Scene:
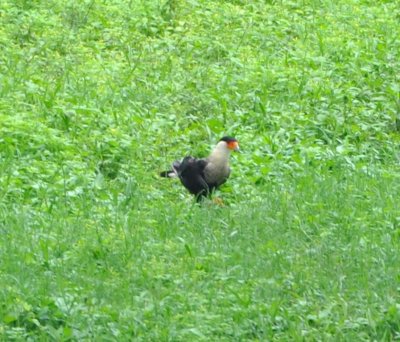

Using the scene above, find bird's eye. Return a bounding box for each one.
[228,141,239,150]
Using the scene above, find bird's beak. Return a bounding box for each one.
[228,141,240,151]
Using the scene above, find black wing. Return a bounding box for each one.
[174,157,210,198]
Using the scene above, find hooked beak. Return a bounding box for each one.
[228,141,240,152]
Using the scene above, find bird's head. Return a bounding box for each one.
[219,136,239,151]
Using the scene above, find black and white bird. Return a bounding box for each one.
[160,137,239,201]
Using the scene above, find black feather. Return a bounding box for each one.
[219,136,237,143]
[160,170,175,177]
[175,157,210,200]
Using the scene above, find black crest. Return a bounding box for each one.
[219,136,237,143]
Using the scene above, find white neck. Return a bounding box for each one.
[208,141,231,162]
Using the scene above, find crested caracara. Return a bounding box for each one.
[160,137,239,201]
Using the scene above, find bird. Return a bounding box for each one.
[160,136,239,201]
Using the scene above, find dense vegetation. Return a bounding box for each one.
[1,0,399,340]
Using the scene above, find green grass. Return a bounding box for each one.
[1,0,400,340]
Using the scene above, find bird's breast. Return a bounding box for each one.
[204,159,230,185]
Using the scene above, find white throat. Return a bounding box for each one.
[208,141,231,163]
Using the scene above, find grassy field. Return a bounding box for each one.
[1,0,400,340]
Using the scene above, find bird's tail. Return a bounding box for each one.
[160,161,180,178]
[160,170,177,178]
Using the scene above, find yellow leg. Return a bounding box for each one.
[212,197,225,206]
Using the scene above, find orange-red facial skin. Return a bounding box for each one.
[227,141,239,150]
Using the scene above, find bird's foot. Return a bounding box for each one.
[212,197,225,206]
